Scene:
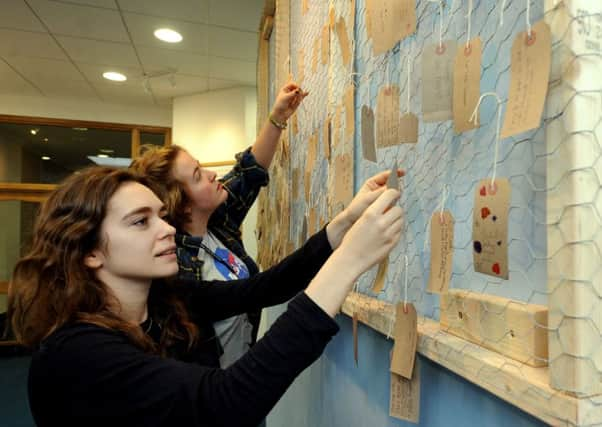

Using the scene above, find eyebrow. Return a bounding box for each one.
[122,204,167,221]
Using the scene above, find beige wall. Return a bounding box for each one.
[172,86,258,260]
[0,94,172,127]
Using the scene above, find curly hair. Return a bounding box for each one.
[129,144,191,231]
[8,166,197,354]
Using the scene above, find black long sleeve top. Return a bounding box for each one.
[28,228,339,427]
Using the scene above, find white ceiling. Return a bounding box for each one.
[0,0,263,106]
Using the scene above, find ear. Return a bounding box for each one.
[84,250,103,269]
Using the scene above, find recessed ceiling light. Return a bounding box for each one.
[30,129,38,135]
[41,156,50,160]
[103,71,127,82]
[43,138,49,142]
[73,127,88,131]
[100,148,115,154]
[97,154,110,158]
[154,28,183,43]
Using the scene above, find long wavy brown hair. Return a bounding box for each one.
[129,144,191,231]
[8,166,198,353]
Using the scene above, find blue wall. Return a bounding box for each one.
[0,356,34,427]
[266,305,546,427]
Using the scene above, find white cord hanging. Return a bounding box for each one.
[428,0,444,49]
[423,184,450,252]
[499,0,508,28]
[466,0,473,49]
[470,92,503,188]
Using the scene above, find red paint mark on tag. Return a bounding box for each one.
[492,263,501,275]
[481,207,491,219]
[479,186,487,196]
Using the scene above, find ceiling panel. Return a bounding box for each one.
[0,60,41,96]
[208,26,257,62]
[93,81,155,105]
[150,74,208,98]
[28,0,130,42]
[137,46,208,77]
[209,78,244,92]
[123,13,208,55]
[49,0,118,9]
[118,0,209,24]
[0,0,45,32]
[0,29,66,60]
[35,78,99,99]
[209,0,263,32]
[209,56,255,85]
[7,56,86,84]
[76,62,143,86]
[57,36,139,67]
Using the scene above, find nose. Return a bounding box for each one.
[159,217,176,238]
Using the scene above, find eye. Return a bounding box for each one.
[132,217,148,227]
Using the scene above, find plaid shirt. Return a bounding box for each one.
[175,147,269,343]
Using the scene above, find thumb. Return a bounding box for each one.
[367,189,400,215]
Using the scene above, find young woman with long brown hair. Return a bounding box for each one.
[8,166,402,427]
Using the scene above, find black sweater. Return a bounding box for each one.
[28,228,339,427]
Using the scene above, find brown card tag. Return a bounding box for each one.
[390,302,417,379]
[308,208,317,235]
[298,47,305,85]
[422,41,457,122]
[371,257,388,293]
[500,20,551,139]
[323,119,331,160]
[302,0,309,15]
[304,170,311,204]
[453,37,481,133]
[353,312,359,366]
[336,17,352,67]
[473,178,511,279]
[361,105,377,162]
[386,165,398,189]
[329,5,336,29]
[389,358,420,423]
[292,168,299,200]
[344,85,355,140]
[334,153,353,207]
[376,85,401,147]
[307,132,318,171]
[321,25,330,65]
[367,0,416,56]
[292,114,299,135]
[427,210,454,294]
[332,106,341,151]
[399,113,418,144]
[312,36,320,74]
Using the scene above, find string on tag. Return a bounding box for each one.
[428,0,444,49]
[404,45,413,113]
[526,0,532,37]
[466,0,473,49]
[470,92,503,188]
[499,0,508,28]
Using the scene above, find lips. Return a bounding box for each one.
[155,246,176,257]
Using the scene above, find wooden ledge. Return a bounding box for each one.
[0,183,56,202]
[342,292,596,427]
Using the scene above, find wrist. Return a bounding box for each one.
[269,111,287,129]
[325,211,352,250]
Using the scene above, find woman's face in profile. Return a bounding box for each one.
[84,181,179,283]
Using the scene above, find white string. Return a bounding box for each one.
[469,92,503,187]
[499,0,508,28]
[526,0,532,37]
[439,185,449,222]
[406,46,412,113]
[466,0,473,48]
[428,0,444,48]
[403,255,409,311]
